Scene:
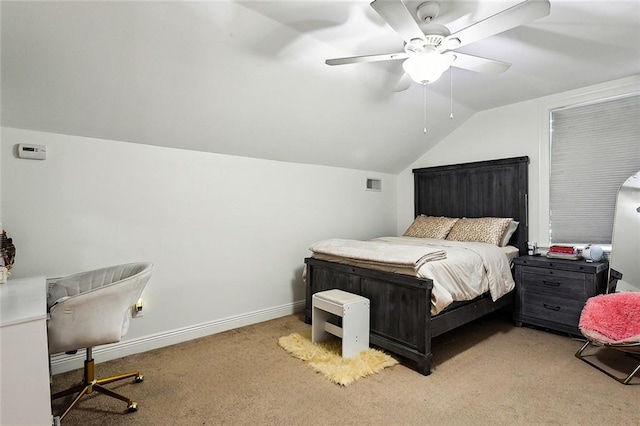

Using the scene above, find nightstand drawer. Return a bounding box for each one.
[519,292,584,327]
[519,267,586,299]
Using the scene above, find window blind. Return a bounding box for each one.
[549,93,640,244]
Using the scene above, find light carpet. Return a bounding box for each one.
[278,332,398,386]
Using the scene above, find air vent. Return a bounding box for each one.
[366,178,382,192]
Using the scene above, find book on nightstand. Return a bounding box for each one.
[546,245,582,260]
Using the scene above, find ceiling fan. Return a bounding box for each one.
[326,0,551,86]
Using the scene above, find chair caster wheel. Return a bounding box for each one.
[135,374,144,383]
[127,402,138,413]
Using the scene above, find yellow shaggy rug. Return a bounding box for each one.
[278,332,398,386]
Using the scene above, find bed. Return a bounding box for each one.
[303,156,529,375]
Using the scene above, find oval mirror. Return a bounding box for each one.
[610,170,640,292]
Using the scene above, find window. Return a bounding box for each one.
[549,93,640,244]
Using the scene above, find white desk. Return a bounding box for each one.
[0,276,52,425]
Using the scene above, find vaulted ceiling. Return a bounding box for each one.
[2,1,639,173]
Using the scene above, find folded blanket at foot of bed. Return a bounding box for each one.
[309,238,446,271]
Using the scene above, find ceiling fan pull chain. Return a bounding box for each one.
[423,83,428,134]
[450,67,454,120]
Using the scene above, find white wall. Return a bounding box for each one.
[5,76,637,373]
[397,75,640,247]
[1,127,397,371]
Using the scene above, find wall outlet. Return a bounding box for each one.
[132,298,144,318]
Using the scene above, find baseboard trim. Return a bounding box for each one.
[50,300,305,375]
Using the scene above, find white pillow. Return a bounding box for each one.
[500,220,519,247]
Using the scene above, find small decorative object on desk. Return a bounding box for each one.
[546,245,581,260]
[0,230,16,271]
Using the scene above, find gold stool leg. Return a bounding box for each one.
[97,370,143,386]
[94,384,138,412]
[51,348,143,419]
[58,385,91,421]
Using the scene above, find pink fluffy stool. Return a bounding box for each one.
[575,292,640,384]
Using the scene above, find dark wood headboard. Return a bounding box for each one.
[413,156,530,255]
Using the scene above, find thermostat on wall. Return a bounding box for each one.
[18,143,47,160]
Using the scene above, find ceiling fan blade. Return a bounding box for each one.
[326,52,408,66]
[444,0,550,49]
[370,0,425,44]
[451,52,511,75]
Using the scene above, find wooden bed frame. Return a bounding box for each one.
[304,156,529,375]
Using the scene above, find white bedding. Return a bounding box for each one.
[309,238,446,270]
[310,236,516,315]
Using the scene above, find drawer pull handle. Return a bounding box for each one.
[542,280,561,287]
[543,303,561,311]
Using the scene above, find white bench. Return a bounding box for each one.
[312,289,370,358]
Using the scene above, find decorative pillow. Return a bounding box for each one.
[403,215,459,239]
[446,217,513,246]
[499,220,520,247]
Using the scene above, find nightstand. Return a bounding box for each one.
[513,255,608,336]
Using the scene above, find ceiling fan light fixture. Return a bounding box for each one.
[402,52,454,84]
[441,37,461,49]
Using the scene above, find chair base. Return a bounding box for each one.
[575,341,640,385]
[52,348,143,421]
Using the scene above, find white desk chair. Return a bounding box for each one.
[47,262,153,421]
